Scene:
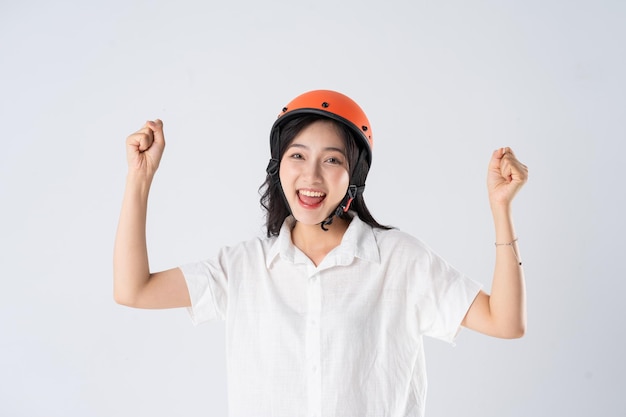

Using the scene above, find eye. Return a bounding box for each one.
[325,156,344,165]
[288,152,303,159]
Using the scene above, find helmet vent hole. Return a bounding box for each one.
[282,107,288,112]
[321,102,329,108]
[362,126,368,131]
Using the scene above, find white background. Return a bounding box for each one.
[1,0,624,416]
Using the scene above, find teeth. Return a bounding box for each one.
[299,190,325,197]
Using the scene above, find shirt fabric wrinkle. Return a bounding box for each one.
[179,213,482,417]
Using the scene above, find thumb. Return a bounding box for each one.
[147,119,165,147]
[488,147,505,172]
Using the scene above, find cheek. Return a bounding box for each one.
[278,162,293,185]
[333,170,350,191]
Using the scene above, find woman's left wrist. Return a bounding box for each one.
[490,201,513,219]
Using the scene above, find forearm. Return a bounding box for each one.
[489,203,526,337]
[113,173,153,305]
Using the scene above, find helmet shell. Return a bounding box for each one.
[270,90,373,167]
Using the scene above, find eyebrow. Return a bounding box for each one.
[287,143,346,156]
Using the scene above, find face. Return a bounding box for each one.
[279,120,350,226]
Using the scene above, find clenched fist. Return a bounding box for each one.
[487,147,528,208]
[125,119,166,179]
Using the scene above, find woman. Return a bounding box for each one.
[114,89,528,417]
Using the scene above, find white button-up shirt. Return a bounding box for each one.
[180,215,481,417]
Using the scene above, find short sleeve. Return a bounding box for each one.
[414,246,482,345]
[179,254,229,326]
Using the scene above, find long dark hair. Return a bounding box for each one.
[259,114,391,237]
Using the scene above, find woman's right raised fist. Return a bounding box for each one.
[125,119,166,178]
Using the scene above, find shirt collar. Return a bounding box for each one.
[266,213,381,268]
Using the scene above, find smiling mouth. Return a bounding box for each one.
[297,190,326,207]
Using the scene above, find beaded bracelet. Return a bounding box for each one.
[495,237,522,266]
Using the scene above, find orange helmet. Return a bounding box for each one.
[269,89,373,167]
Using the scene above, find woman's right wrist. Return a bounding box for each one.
[125,171,154,195]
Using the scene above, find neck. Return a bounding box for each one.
[291,216,350,266]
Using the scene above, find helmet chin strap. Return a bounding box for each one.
[266,157,292,215]
[320,184,365,231]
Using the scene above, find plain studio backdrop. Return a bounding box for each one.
[1,0,624,416]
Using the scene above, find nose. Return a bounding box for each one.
[302,159,323,183]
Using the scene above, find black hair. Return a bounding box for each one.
[259,114,391,237]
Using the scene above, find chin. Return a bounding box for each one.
[292,213,327,226]
[291,207,332,226]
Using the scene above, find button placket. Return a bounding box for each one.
[306,272,322,417]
